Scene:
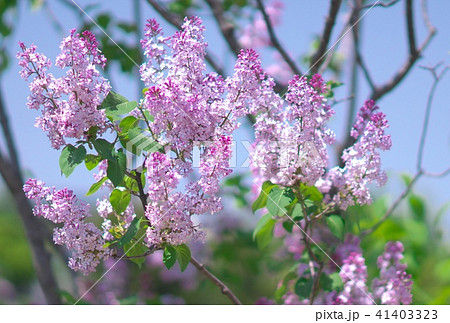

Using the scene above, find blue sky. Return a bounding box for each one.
[2,0,449,226]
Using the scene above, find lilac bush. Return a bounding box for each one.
[18,16,412,305]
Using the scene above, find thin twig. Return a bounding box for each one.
[310,0,342,75]
[205,0,241,56]
[255,0,302,76]
[360,0,400,10]
[309,261,324,304]
[361,171,422,237]
[190,256,242,305]
[417,66,448,171]
[370,0,436,101]
[362,65,448,236]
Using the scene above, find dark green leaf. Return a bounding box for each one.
[110,189,131,214]
[107,151,126,187]
[59,145,86,177]
[294,277,313,299]
[326,214,345,241]
[409,194,425,220]
[86,177,107,196]
[163,246,177,270]
[176,244,191,272]
[93,139,114,161]
[117,217,142,249]
[100,91,129,109]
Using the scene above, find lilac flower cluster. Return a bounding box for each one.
[252,74,335,187]
[335,239,412,305]
[23,179,110,275]
[317,100,392,209]
[139,17,271,246]
[336,252,374,304]
[17,29,110,149]
[372,242,413,304]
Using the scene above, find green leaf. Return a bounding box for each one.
[110,189,131,214]
[252,181,277,213]
[86,177,107,196]
[294,277,313,299]
[117,217,142,249]
[119,116,139,133]
[326,214,345,241]
[300,184,323,203]
[400,173,412,186]
[59,144,86,177]
[282,220,294,233]
[100,91,129,109]
[93,139,114,161]
[99,91,137,120]
[253,214,276,249]
[163,246,177,270]
[85,154,102,171]
[409,194,425,220]
[107,151,126,187]
[176,244,191,272]
[123,242,147,268]
[266,187,295,216]
[290,203,304,220]
[274,285,287,304]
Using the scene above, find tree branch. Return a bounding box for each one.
[370,0,436,101]
[189,256,242,305]
[205,0,241,57]
[255,0,302,76]
[362,64,448,237]
[0,86,61,304]
[310,0,342,75]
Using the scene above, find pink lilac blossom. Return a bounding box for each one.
[139,17,273,247]
[336,252,374,305]
[23,179,110,275]
[318,100,391,210]
[17,29,110,149]
[372,242,413,305]
[252,74,335,187]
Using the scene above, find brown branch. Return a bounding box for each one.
[0,87,61,304]
[417,66,448,171]
[190,256,242,305]
[146,0,224,74]
[423,167,450,178]
[360,0,400,10]
[309,260,324,304]
[370,0,436,101]
[310,0,342,75]
[362,64,448,237]
[337,0,436,163]
[361,171,422,237]
[205,0,241,57]
[255,0,302,76]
